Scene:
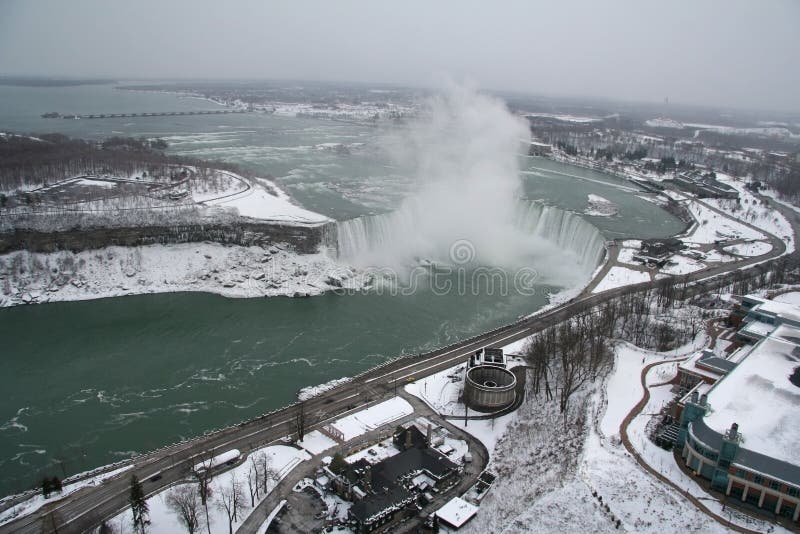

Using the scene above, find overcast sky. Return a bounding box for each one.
[1,0,798,111]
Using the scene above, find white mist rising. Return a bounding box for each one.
[337,84,598,285]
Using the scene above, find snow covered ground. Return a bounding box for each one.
[404,365,466,416]
[660,254,706,275]
[0,464,132,526]
[705,173,794,253]
[592,266,650,293]
[106,445,310,534]
[616,247,639,266]
[526,112,602,124]
[645,117,685,129]
[0,242,366,307]
[325,397,413,441]
[723,241,773,257]
[684,200,765,244]
[204,172,330,224]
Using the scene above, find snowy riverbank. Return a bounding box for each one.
[0,242,366,307]
[0,168,370,306]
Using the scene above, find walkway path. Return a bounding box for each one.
[618,358,761,534]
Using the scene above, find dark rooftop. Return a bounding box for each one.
[349,485,413,523]
[373,447,458,486]
[393,425,427,451]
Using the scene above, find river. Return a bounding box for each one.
[0,83,684,496]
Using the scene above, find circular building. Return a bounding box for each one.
[464,365,516,412]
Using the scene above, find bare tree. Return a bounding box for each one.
[246,456,260,507]
[166,485,205,534]
[216,474,247,534]
[256,452,279,495]
[193,463,214,534]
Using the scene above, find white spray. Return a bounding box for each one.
[336,84,601,284]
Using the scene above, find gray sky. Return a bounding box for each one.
[1,0,798,111]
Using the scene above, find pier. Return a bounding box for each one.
[42,109,250,119]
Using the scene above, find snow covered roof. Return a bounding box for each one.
[704,334,800,467]
[436,496,478,529]
[774,292,800,307]
[751,299,800,325]
[678,350,736,382]
[739,319,777,339]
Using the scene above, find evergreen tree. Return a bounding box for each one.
[41,477,53,499]
[130,474,150,534]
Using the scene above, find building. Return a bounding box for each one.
[671,172,739,199]
[675,349,740,395]
[435,496,478,530]
[464,365,517,412]
[734,295,800,344]
[676,295,800,523]
[329,424,462,533]
[637,237,685,263]
[469,347,507,368]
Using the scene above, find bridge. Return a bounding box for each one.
[0,193,796,534]
[43,109,250,119]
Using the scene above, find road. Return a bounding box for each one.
[2,192,797,534]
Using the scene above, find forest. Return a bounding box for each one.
[0,133,245,193]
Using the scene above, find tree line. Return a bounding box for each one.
[0,133,248,192]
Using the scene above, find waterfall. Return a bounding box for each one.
[333,200,606,276]
[512,201,606,271]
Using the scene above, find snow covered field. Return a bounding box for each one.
[660,254,706,275]
[204,172,330,224]
[723,241,773,257]
[684,200,765,244]
[404,365,466,416]
[592,266,650,293]
[106,445,310,534]
[705,173,794,253]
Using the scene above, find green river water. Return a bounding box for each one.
[0,83,684,495]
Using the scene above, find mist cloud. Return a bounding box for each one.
[336,84,595,285]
